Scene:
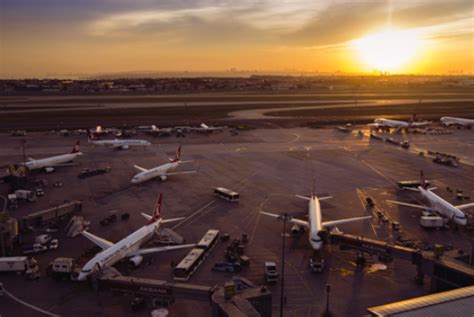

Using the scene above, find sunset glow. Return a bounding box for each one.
[1,0,473,77]
[352,29,422,72]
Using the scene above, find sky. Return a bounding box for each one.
[1,0,473,78]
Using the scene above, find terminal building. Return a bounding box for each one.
[368,285,474,317]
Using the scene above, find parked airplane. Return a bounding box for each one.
[370,117,431,133]
[89,125,112,136]
[440,116,474,128]
[78,193,194,281]
[387,172,473,226]
[131,145,196,184]
[20,141,82,172]
[144,125,174,137]
[88,133,151,150]
[190,122,227,133]
[260,194,372,251]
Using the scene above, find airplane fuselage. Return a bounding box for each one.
[308,196,323,250]
[132,161,180,184]
[440,116,474,127]
[91,139,150,148]
[78,221,158,280]
[374,118,430,129]
[374,118,409,128]
[23,152,82,170]
[419,187,467,225]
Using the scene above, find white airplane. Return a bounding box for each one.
[440,116,474,128]
[190,122,227,133]
[260,194,372,251]
[20,141,82,172]
[88,133,151,150]
[131,145,196,184]
[370,117,431,133]
[145,125,173,136]
[387,172,472,226]
[89,125,112,136]
[78,193,194,281]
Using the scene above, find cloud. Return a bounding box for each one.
[283,0,473,47]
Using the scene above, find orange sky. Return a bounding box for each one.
[1,0,473,78]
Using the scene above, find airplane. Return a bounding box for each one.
[189,122,227,133]
[144,125,174,137]
[88,133,151,150]
[89,125,113,136]
[370,117,431,133]
[387,171,473,226]
[78,193,195,281]
[260,194,372,251]
[440,116,474,128]
[131,145,197,184]
[20,141,82,172]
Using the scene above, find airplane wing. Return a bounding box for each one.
[128,243,196,257]
[319,196,333,201]
[134,165,148,172]
[295,195,310,201]
[295,195,332,201]
[81,230,114,250]
[28,157,35,161]
[259,211,309,228]
[386,200,429,210]
[455,202,474,210]
[322,215,372,228]
[164,171,197,176]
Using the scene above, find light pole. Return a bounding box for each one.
[325,284,331,316]
[278,213,292,317]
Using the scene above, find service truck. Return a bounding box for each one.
[309,254,325,273]
[23,243,48,255]
[419,216,446,229]
[14,190,37,202]
[264,261,279,283]
[47,257,81,281]
[0,257,40,279]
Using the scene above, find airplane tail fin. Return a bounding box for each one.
[71,141,81,153]
[149,193,163,223]
[420,170,428,189]
[170,145,181,162]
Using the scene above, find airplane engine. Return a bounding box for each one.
[122,144,129,150]
[160,175,168,181]
[291,224,303,235]
[129,255,144,267]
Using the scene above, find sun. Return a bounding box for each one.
[352,28,421,72]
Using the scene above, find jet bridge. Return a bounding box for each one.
[329,232,474,291]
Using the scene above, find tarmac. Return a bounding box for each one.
[1,125,473,316]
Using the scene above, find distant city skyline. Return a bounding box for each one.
[2,0,473,78]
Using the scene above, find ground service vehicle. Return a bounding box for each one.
[264,261,278,283]
[214,187,239,202]
[309,254,325,272]
[23,243,48,255]
[14,190,37,202]
[174,248,205,281]
[196,229,220,254]
[419,216,446,228]
[0,257,39,279]
[47,257,81,281]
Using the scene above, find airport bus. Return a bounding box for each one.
[214,187,239,202]
[173,248,206,281]
[196,229,220,254]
